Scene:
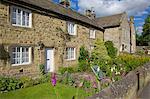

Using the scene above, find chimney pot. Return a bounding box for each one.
[60,0,70,8]
[85,9,96,19]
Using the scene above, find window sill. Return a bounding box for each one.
[69,34,76,36]
[12,63,31,67]
[12,24,32,28]
[66,59,76,61]
[90,37,96,39]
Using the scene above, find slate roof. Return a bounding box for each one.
[2,0,104,31]
[96,13,125,28]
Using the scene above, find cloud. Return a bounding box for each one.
[136,11,149,16]
[138,22,145,26]
[134,18,143,21]
[79,0,150,17]
[136,26,143,33]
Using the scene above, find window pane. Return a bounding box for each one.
[68,22,75,35]
[17,9,21,25]
[11,47,30,65]
[90,29,95,38]
[26,12,30,26]
[66,48,75,60]
[12,8,17,24]
[11,7,31,27]
[22,11,26,25]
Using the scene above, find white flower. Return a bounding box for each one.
[111,66,115,72]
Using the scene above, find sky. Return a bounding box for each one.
[78,0,150,34]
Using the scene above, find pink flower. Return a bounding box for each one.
[51,72,56,86]
[92,81,97,88]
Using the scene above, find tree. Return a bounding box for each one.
[91,39,111,73]
[142,15,150,45]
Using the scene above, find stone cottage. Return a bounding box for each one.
[96,13,136,53]
[0,0,136,77]
[0,0,104,77]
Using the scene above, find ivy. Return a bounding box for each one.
[104,41,118,58]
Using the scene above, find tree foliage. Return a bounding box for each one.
[91,39,110,64]
[78,46,90,72]
[142,15,150,45]
[78,46,89,62]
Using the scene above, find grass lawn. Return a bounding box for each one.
[0,83,91,99]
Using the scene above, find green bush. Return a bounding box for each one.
[0,74,52,92]
[91,39,110,65]
[78,46,89,62]
[59,67,77,74]
[83,80,91,88]
[39,73,51,83]
[19,76,34,88]
[104,41,118,58]
[90,39,111,73]
[78,60,90,72]
[118,54,150,73]
[39,64,45,75]
[78,46,90,72]
[0,77,23,92]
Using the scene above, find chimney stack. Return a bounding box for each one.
[60,0,70,8]
[129,16,136,53]
[85,8,96,19]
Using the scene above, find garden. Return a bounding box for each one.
[0,39,150,99]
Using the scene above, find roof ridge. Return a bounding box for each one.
[3,0,103,30]
[96,12,125,19]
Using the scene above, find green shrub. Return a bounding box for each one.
[39,73,51,83]
[78,46,90,72]
[0,77,23,92]
[83,80,91,88]
[104,41,118,58]
[0,74,52,92]
[58,72,75,86]
[78,46,89,62]
[90,39,111,74]
[20,76,33,88]
[118,54,150,73]
[59,67,77,74]
[91,39,110,65]
[78,60,90,72]
[39,64,45,75]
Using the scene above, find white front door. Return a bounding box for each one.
[45,48,54,72]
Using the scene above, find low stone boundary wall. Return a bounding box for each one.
[89,62,150,99]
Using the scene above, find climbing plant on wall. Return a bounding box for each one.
[104,41,118,59]
[55,27,71,65]
[0,44,9,60]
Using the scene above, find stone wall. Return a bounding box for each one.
[104,27,120,51]
[89,62,150,99]
[120,13,131,53]
[0,1,104,77]
[103,13,133,54]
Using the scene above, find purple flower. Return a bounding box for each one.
[51,72,56,86]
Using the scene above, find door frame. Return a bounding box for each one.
[45,48,55,73]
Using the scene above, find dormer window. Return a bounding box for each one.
[89,29,96,39]
[11,6,32,27]
[67,22,77,35]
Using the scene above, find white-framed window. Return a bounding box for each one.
[11,6,32,27]
[67,22,77,35]
[89,29,96,39]
[12,46,31,66]
[66,47,76,60]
